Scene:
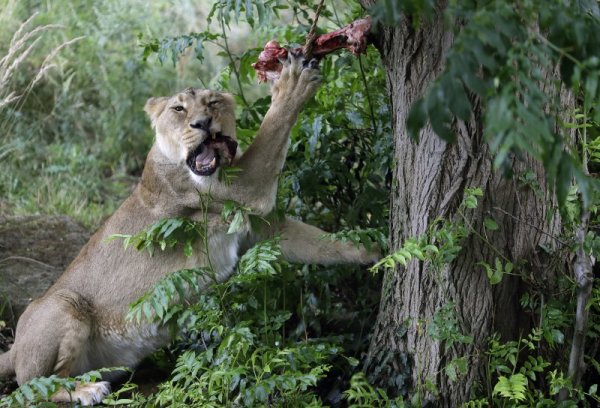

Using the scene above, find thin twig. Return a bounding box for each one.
[331,0,342,26]
[492,206,567,246]
[218,16,250,109]
[358,54,377,134]
[303,0,326,57]
[562,108,594,397]
[0,256,57,269]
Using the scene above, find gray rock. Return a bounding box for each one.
[0,215,90,327]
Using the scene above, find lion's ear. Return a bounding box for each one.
[144,97,168,127]
[221,92,236,109]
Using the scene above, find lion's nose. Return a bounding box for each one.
[190,117,212,132]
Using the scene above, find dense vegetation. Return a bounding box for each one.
[1,0,600,407]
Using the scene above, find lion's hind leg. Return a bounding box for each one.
[13,289,110,405]
[51,381,111,406]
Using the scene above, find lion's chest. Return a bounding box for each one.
[75,227,246,374]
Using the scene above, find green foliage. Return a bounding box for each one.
[445,357,468,384]
[154,341,335,407]
[115,237,340,407]
[221,199,252,235]
[127,267,210,325]
[109,217,206,257]
[370,236,437,271]
[236,238,284,281]
[140,31,220,66]
[323,227,387,253]
[492,373,528,402]
[0,368,126,407]
[520,292,572,348]
[462,399,489,408]
[427,303,473,353]
[371,187,481,273]
[479,257,513,286]
[469,327,600,407]
[285,48,391,229]
[368,0,436,27]
[405,0,600,210]
[344,372,405,407]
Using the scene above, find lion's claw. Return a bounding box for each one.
[304,58,320,70]
[271,49,321,109]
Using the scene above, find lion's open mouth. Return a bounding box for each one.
[186,133,238,176]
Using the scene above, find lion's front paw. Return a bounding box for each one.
[271,49,320,110]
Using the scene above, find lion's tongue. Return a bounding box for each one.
[195,146,217,169]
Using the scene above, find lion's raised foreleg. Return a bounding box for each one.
[220,52,320,215]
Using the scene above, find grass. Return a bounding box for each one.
[0,0,209,228]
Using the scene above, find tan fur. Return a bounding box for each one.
[0,54,379,405]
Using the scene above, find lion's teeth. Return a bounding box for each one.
[210,157,216,167]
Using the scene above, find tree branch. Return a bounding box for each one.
[562,110,595,399]
[566,211,593,388]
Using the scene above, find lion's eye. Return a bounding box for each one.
[172,105,185,112]
[208,100,220,107]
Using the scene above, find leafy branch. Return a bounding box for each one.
[127,267,211,325]
[108,217,206,257]
[0,368,127,407]
[322,227,387,253]
[405,1,600,210]
[370,188,482,274]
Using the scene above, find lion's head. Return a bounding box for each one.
[144,88,238,178]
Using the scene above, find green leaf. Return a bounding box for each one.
[550,329,565,344]
[346,356,360,367]
[392,253,407,266]
[227,211,245,234]
[479,261,503,285]
[464,196,478,209]
[446,78,472,121]
[407,98,427,141]
[483,217,499,230]
[183,241,193,257]
[445,357,468,383]
[492,373,527,401]
[429,107,455,142]
[20,384,34,401]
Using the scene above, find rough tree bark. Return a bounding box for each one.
[359,1,570,405]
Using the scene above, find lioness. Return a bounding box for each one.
[0,52,379,405]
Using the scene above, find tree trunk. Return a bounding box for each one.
[360,2,569,405]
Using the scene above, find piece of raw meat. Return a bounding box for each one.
[252,17,372,82]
